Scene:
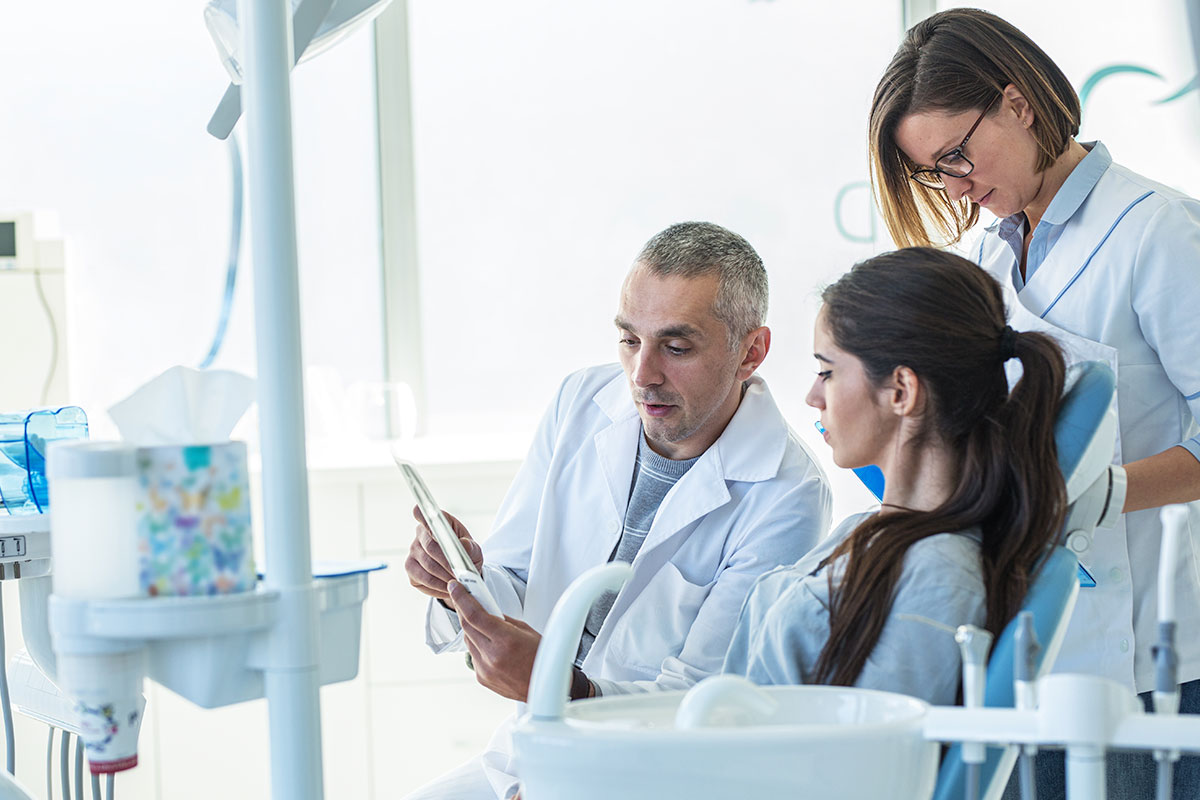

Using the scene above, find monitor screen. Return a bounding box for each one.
[0,222,15,259]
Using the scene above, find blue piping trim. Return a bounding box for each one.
[1187,388,1200,401]
[1041,191,1154,319]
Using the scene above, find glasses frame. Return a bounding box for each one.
[909,95,1001,190]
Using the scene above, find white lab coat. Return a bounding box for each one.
[426,362,831,692]
[422,363,831,799]
[975,145,1200,692]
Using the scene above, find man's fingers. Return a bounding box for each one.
[404,555,451,599]
[443,510,471,538]
[410,533,455,584]
[449,581,498,639]
[461,536,484,567]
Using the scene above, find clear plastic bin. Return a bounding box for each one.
[0,407,88,514]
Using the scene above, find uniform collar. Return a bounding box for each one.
[1040,141,1111,226]
[995,141,1112,237]
[592,369,787,483]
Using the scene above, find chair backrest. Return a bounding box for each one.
[932,361,1114,800]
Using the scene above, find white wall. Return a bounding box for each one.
[0,2,387,441]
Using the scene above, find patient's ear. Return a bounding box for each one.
[883,365,923,417]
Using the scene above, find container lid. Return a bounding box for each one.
[47,441,137,479]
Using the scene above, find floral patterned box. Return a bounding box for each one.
[135,442,255,596]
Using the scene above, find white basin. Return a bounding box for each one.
[516,566,938,800]
[514,678,938,800]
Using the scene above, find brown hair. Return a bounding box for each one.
[812,247,1067,687]
[869,8,1081,247]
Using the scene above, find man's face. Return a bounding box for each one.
[614,266,750,460]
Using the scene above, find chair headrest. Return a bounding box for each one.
[1053,361,1116,501]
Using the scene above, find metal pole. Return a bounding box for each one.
[241,0,324,797]
[374,0,427,436]
[1065,745,1106,800]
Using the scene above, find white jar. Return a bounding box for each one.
[47,441,139,599]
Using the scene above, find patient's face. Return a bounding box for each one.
[806,311,894,470]
[615,266,747,460]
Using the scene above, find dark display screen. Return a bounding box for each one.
[0,222,15,258]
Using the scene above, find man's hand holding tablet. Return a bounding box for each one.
[398,458,502,616]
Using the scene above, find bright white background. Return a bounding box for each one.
[1,0,1199,797]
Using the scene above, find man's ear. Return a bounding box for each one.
[736,326,771,381]
[883,365,923,417]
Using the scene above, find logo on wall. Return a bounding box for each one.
[1078,64,1198,110]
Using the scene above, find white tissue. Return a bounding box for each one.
[108,365,255,445]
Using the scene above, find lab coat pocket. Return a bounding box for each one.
[606,560,713,675]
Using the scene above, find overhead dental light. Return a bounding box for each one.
[204,0,394,139]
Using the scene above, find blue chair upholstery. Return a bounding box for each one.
[932,361,1115,800]
[931,547,1079,800]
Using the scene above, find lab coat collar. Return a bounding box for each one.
[708,375,788,482]
[632,375,787,556]
[591,369,787,484]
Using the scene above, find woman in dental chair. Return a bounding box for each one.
[723,247,1066,706]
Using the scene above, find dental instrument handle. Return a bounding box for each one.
[1013,610,1041,800]
[1154,506,1184,714]
[1151,505,1185,795]
[955,623,993,800]
[1158,505,1185,626]
[1013,611,1039,710]
[955,625,992,713]
[1012,614,1041,796]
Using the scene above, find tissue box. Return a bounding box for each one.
[135,442,255,596]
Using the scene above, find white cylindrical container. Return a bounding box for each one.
[48,441,140,599]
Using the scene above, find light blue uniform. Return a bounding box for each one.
[722,512,985,707]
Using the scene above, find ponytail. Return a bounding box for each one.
[977,328,1066,635]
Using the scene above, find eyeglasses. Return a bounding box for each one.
[908,96,1000,190]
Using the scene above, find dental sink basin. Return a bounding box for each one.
[515,676,938,800]
[514,565,938,800]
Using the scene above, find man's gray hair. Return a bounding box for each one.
[635,221,768,345]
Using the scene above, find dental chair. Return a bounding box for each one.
[932,361,1126,800]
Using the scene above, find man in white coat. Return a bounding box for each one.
[403,221,831,800]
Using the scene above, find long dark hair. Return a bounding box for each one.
[812,248,1067,687]
[868,8,1081,247]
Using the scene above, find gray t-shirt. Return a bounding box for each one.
[576,433,699,666]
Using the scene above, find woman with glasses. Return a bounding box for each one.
[869,8,1200,798]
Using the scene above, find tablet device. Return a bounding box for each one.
[394,457,503,616]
